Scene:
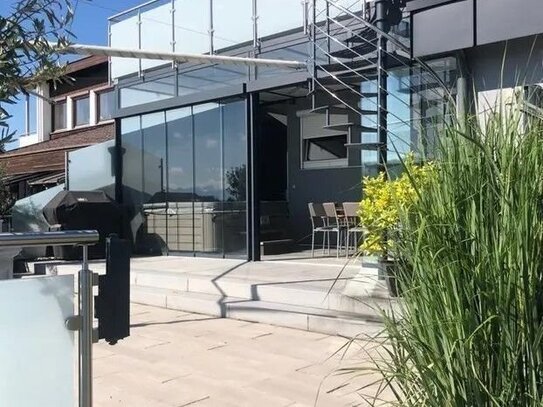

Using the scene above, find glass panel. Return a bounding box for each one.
[174,0,210,54]
[68,140,116,198]
[98,90,115,121]
[177,65,247,96]
[304,135,348,161]
[166,107,194,253]
[258,0,303,38]
[0,275,75,407]
[256,43,310,79]
[121,116,143,207]
[110,12,140,79]
[140,1,174,70]
[360,79,379,175]
[53,101,67,131]
[74,96,90,126]
[222,99,247,256]
[387,67,412,176]
[214,0,253,51]
[120,74,176,109]
[193,103,221,254]
[142,112,167,254]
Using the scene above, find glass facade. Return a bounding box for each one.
[121,98,247,257]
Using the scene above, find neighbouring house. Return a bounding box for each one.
[0,56,115,201]
[49,0,543,261]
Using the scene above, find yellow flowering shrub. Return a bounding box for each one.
[359,156,436,256]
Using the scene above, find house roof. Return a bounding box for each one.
[0,123,114,176]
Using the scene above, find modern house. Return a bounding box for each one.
[0,56,115,200]
[52,0,543,261]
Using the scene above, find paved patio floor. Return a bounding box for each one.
[94,304,392,407]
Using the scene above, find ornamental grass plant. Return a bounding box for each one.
[355,97,543,406]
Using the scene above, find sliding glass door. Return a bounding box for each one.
[120,97,247,258]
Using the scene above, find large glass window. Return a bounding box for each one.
[222,99,247,255]
[120,98,247,258]
[193,103,222,254]
[166,107,194,253]
[74,96,90,127]
[141,112,167,254]
[53,101,67,131]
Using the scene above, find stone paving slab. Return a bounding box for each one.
[94,304,392,406]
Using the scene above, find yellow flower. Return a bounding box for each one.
[359,154,436,256]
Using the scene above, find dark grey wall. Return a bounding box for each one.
[412,0,474,57]
[465,36,543,92]
[412,0,543,58]
[284,98,362,243]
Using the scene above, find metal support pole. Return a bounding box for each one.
[79,245,93,407]
[249,93,261,261]
[375,0,389,175]
[209,0,214,54]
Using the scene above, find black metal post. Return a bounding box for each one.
[375,0,389,174]
[247,93,261,261]
[245,96,253,261]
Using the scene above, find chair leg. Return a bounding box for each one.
[311,231,315,258]
[336,230,340,258]
[345,231,350,258]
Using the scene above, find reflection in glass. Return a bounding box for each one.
[222,99,247,255]
[120,74,176,108]
[53,101,67,131]
[121,116,143,206]
[193,103,221,254]
[166,107,194,253]
[121,98,247,258]
[141,112,167,254]
[74,96,90,126]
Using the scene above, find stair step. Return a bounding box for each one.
[323,122,377,132]
[318,58,377,74]
[345,27,377,44]
[310,105,352,115]
[329,42,378,59]
[131,286,385,337]
[315,73,378,86]
[131,265,392,314]
[311,105,377,116]
[345,142,384,150]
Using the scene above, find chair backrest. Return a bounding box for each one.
[322,202,338,219]
[308,202,326,218]
[308,203,326,228]
[342,202,359,218]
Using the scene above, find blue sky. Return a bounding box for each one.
[1,0,146,141]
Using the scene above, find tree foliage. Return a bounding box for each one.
[0,0,74,145]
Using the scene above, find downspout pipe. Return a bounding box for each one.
[374,0,390,174]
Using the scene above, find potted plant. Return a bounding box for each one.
[358,156,435,296]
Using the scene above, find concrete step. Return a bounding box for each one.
[130,267,393,316]
[131,286,384,338]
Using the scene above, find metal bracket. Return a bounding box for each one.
[65,315,82,331]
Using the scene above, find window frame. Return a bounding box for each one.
[73,94,91,127]
[52,99,67,131]
[298,110,349,170]
[97,88,115,123]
